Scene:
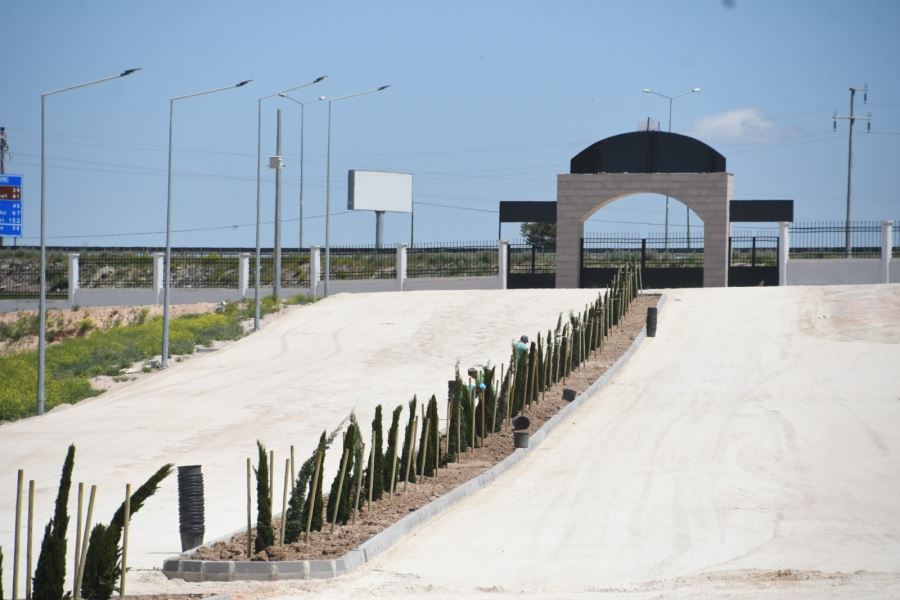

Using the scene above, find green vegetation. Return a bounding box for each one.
[81,464,172,600]
[326,415,362,526]
[254,441,274,552]
[32,445,74,600]
[364,406,385,502]
[382,405,402,491]
[300,432,327,534]
[0,295,317,422]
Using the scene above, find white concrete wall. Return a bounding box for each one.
[787,259,882,286]
[892,260,900,283]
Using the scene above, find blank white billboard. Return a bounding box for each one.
[347,170,413,213]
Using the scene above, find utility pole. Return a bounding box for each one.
[1,126,7,248]
[833,84,872,257]
[272,109,284,300]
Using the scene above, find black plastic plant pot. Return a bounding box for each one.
[647,306,658,337]
[177,465,205,551]
[562,388,576,402]
[513,431,530,449]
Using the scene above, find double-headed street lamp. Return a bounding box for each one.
[162,80,253,369]
[37,68,141,414]
[642,87,701,250]
[278,93,326,250]
[324,85,391,297]
[253,76,327,331]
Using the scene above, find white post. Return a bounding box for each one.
[67,252,79,307]
[778,222,790,286]
[152,252,165,303]
[396,244,407,291]
[238,253,250,297]
[882,220,893,284]
[498,240,509,290]
[309,246,321,297]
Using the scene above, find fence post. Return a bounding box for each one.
[778,222,790,286]
[751,236,757,268]
[396,243,407,291]
[152,252,165,303]
[67,252,79,307]
[640,239,647,270]
[498,240,508,290]
[309,246,321,297]
[882,220,894,284]
[238,253,250,297]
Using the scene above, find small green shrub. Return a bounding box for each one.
[32,445,75,600]
[254,441,274,552]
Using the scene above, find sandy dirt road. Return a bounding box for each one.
[210,284,899,599]
[0,288,602,590]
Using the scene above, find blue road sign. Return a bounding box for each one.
[0,173,23,237]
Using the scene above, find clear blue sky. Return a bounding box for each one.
[2,0,898,247]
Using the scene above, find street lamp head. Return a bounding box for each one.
[318,95,326,101]
[377,85,391,91]
[642,88,652,94]
[314,75,328,83]
[236,80,253,88]
[120,68,142,77]
[691,87,702,93]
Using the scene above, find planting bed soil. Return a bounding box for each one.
[190,293,660,562]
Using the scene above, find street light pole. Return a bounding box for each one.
[642,87,701,252]
[278,93,326,251]
[37,68,141,414]
[324,85,391,297]
[162,79,252,369]
[253,76,327,331]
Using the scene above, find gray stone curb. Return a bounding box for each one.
[162,294,664,581]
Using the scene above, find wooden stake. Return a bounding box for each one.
[290,445,295,492]
[493,364,503,434]
[304,449,323,543]
[403,416,418,492]
[469,392,476,450]
[479,387,486,447]
[25,480,34,600]
[455,396,461,459]
[280,459,289,545]
[13,469,22,600]
[419,417,431,478]
[245,458,252,558]
[434,407,441,475]
[389,432,399,498]
[74,485,97,600]
[119,483,131,598]
[366,430,375,509]
[74,482,83,596]
[330,448,350,534]
[351,442,365,524]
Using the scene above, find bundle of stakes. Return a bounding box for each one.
[243,265,641,554]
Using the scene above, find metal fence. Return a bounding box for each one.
[789,221,882,259]
[508,241,555,274]
[407,241,498,278]
[170,252,240,288]
[582,234,704,268]
[0,249,68,299]
[327,245,396,280]
[80,252,154,288]
[248,252,311,287]
[729,235,779,266]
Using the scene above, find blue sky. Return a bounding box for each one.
[1,0,898,247]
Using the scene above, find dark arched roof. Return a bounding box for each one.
[570,131,726,174]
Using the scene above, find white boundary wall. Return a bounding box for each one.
[783,220,896,286]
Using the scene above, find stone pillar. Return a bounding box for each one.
[152,252,165,303]
[309,246,321,297]
[396,244,407,291]
[238,253,250,297]
[67,253,79,306]
[498,240,509,290]
[882,220,894,284]
[778,222,790,286]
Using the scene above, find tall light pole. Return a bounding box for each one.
[324,85,391,297]
[833,85,871,257]
[37,68,141,414]
[642,87,701,251]
[278,93,326,250]
[254,76,327,331]
[162,79,252,369]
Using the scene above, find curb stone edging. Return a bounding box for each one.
[163,294,665,582]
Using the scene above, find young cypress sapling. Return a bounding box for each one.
[326,417,361,526]
[32,444,74,600]
[416,396,440,476]
[399,397,418,482]
[300,432,328,533]
[364,406,385,501]
[80,464,173,600]
[382,405,402,491]
[254,441,274,552]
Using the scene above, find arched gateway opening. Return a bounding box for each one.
[558,131,730,288]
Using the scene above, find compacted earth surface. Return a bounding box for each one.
[191,294,659,562]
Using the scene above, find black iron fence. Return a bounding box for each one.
[327,245,396,280]
[407,241,497,278]
[248,252,310,287]
[729,235,778,266]
[789,221,882,259]
[0,249,68,299]
[80,252,154,288]
[582,234,704,268]
[508,241,555,274]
